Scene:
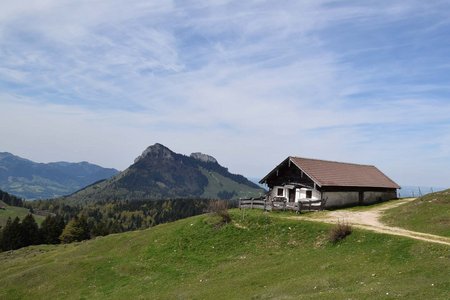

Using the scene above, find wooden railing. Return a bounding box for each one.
[239,199,268,210]
[239,197,327,213]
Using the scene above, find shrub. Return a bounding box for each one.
[208,200,231,225]
[328,221,352,243]
[60,216,90,244]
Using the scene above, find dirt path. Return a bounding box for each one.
[288,198,450,246]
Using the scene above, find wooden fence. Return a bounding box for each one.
[239,198,327,213]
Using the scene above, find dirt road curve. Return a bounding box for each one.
[290,198,450,246]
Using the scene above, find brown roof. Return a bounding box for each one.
[290,157,400,189]
[263,156,400,189]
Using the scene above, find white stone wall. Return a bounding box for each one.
[271,186,320,202]
[322,191,359,208]
[322,190,397,208]
[362,190,397,205]
[296,188,320,201]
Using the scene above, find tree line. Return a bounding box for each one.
[1,198,236,252]
[0,189,24,207]
[0,214,64,251]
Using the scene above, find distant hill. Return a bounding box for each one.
[61,143,265,204]
[0,152,119,200]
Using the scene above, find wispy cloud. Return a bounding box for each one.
[1,1,450,186]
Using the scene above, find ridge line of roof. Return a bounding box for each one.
[290,156,375,167]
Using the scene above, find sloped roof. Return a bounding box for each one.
[261,156,400,189]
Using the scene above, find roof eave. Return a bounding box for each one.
[259,157,290,184]
[260,157,323,188]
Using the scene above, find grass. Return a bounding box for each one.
[0,201,45,227]
[382,190,450,237]
[200,168,264,199]
[0,209,449,299]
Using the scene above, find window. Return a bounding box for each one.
[277,188,284,196]
[306,190,312,199]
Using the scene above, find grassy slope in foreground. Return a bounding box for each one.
[1,210,449,300]
[0,201,45,227]
[382,190,450,237]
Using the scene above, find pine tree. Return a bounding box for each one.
[0,217,24,250]
[40,215,65,244]
[21,214,40,246]
[0,217,13,251]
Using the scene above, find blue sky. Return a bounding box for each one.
[1,0,449,187]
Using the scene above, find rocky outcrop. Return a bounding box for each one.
[134,143,175,163]
[190,152,218,164]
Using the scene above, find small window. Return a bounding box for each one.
[277,188,284,196]
[306,190,312,199]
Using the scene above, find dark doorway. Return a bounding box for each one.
[358,191,364,204]
[288,189,296,202]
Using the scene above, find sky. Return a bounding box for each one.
[1,0,450,187]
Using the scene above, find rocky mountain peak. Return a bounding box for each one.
[134,143,174,163]
[190,152,218,164]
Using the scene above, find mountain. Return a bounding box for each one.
[62,143,265,204]
[0,152,119,200]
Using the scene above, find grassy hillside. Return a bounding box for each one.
[0,201,45,227]
[382,189,450,237]
[1,210,449,299]
[200,168,265,199]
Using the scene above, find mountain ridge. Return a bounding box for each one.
[61,143,264,204]
[0,152,119,200]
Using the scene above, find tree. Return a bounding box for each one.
[40,215,65,244]
[59,216,90,244]
[0,217,23,251]
[21,214,40,246]
[0,217,13,251]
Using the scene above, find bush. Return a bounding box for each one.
[208,200,231,225]
[328,221,352,243]
[60,216,90,244]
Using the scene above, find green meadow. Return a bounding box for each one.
[0,201,45,227]
[1,209,448,299]
[382,190,450,237]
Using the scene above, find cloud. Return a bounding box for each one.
[1,1,450,186]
